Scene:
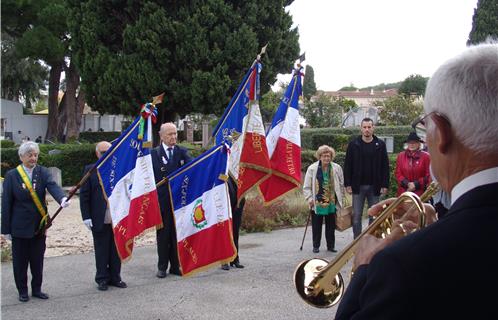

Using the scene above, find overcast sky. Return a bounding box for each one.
[276,0,478,91]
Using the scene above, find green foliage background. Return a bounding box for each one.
[467,0,498,45]
[70,0,300,124]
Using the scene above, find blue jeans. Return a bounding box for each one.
[352,185,380,238]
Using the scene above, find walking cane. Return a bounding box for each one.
[299,209,313,251]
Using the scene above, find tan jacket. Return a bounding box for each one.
[303,161,345,212]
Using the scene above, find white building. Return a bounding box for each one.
[318,89,398,127]
[0,99,125,144]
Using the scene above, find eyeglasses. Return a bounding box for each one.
[411,111,450,138]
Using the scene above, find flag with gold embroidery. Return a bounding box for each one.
[168,143,236,276]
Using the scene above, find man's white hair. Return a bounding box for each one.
[424,42,498,155]
[18,141,40,157]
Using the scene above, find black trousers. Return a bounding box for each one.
[11,234,46,295]
[231,207,243,264]
[92,224,121,284]
[156,209,179,272]
[311,212,336,250]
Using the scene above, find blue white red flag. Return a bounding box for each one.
[259,66,304,203]
[168,144,236,276]
[212,59,271,200]
[96,104,162,261]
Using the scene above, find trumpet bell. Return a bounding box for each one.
[294,258,344,308]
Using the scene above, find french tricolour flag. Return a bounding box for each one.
[212,60,271,200]
[259,66,303,203]
[97,106,162,261]
[168,144,236,276]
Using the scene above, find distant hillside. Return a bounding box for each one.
[360,81,402,91]
[338,81,402,92]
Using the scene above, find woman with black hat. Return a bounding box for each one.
[394,131,431,196]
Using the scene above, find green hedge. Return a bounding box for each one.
[301,125,413,150]
[1,144,97,186]
[1,141,400,196]
[0,142,207,186]
[310,134,351,152]
[0,140,16,148]
[301,151,398,198]
[308,132,410,154]
[79,132,122,143]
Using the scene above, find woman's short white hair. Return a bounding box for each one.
[424,42,498,155]
[18,141,40,157]
[315,145,336,160]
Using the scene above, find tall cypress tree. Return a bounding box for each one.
[467,0,498,45]
[302,65,317,100]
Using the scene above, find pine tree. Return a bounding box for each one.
[467,0,498,45]
[70,0,300,130]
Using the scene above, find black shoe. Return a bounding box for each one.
[19,293,29,302]
[312,248,319,253]
[169,269,182,276]
[156,270,167,278]
[328,248,338,253]
[230,262,245,269]
[97,282,108,291]
[32,291,49,299]
[110,280,127,288]
[221,264,230,270]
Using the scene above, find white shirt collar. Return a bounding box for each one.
[22,164,35,173]
[451,166,498,205]
[161,142,174,151]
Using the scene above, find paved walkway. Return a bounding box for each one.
[1,225,358,320]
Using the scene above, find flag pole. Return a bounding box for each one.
[209,44,269,147]
[39,93,165,234]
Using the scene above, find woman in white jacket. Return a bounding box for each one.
[303,145,345,253]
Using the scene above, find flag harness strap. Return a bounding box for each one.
[16,165,48,230]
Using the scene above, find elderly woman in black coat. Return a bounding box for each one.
[1,141,70,302]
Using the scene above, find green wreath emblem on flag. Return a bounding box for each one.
[191,199,208,229]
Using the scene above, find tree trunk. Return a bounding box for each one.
[75,89,86,133]
[56,93,67,142]
[64,61,81,141]
[45,62,64,141]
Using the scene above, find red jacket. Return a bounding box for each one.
[395,150,431,196]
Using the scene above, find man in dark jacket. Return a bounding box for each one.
[1,141,69,302]
[335,43,498,320]
[151,122,191,278]
[344,118,389,238]
[221,176,246,270]
[80,141,127,291]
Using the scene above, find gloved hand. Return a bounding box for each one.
[60,197,71,208]
[3,234,12,241]
[83,219,93,231]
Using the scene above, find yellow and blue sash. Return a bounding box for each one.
[16,165,48,230]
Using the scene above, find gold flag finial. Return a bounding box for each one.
[152,92,165,105]
[257,43,269,60]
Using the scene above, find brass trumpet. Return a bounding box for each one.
[294,182,440,308]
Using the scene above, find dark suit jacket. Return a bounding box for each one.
[1,165,66,238]
[227,176,245,214]
[343,135,389,195]
[150,144,191,213]
[335,182,498,320]
[79,164,108,232]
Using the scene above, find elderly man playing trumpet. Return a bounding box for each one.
[335,43,498,319]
